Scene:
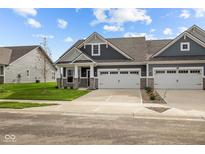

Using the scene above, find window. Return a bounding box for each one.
[81,68,89,77]
[63,67,66,77]
[110,71,118,74]
[26,70,30,77]
[178,70,188,74]
[52,72,55,79]
[100,72,108,75]
[167,70,176,74]
[190,70,201,74]
[92,44,100,56]
[180,42,190,51]
[67,69,74,83]
[0,66,4,75]
[155,70,165,74]
[120,71,128,74]
[130,71,139,74]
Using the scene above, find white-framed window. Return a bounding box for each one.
[0,66,4,76]
[26,70,30,77]
[180,42,190,51]
[52,71,55,79]
[91,44,100,56]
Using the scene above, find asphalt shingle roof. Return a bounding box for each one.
[0,47,12,65]
[5,45,39,63]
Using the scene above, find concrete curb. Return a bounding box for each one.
[0,108,205,122]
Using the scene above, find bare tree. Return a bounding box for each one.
[39,37,52,83]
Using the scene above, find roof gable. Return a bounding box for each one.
[152,31,205,58]
[56,47,81,63]
[71,53,95,64]
[5,45,39,63]
[77,32,134,60]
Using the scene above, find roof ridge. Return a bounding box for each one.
[3,45,39,48]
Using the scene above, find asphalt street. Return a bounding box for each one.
[0,112,205,144]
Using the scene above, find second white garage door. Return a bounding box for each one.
[98,69,141,89]
[154,67,203,89]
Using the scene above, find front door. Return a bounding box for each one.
[87,70,90,87]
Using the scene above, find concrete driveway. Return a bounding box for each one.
[158,90,205,112]
[24,89,143,115]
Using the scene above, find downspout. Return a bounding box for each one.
[146,63,149,87]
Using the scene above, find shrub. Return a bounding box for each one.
[150,94,156,100]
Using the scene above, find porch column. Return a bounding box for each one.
[89,64,95,89]
[74,65,79,89]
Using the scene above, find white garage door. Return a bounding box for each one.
[154,67,203,89]
[98,69,141,89]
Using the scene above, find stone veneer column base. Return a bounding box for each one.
[73,78,79,89]
[140,78,146,89]
[147,78,154,89]
[89,78,96,90]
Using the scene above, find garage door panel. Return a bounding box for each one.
[98,69,140,89]
[154,68,203,90]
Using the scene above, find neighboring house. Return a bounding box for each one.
[0,45,56,84]
[56,25,205,90]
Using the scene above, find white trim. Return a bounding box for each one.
[71,52,95,64]
[91,44,101,56]
[152,32,205,58]
[84,42,106,45]
[180,42,190,51]
[78,32,108,48]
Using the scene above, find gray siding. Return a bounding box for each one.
[158,37,205,57]
[80,44,129,60]
[149,63,205,76]
[95,65,147,77]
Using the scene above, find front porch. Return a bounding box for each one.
[57,64,97,90]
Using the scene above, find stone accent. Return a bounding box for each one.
[203,78,205,90]
[57,78,62,88]
[73,78,79,89]
[147,78,154,89]
[89,78,95,90]
[79,78,88,87]
[95,78,98,89]
[140,78,146,89]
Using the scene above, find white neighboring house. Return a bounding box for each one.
[0,45,56,84]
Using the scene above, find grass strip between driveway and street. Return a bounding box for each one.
[0,82,90,101]
[0,102,57,109]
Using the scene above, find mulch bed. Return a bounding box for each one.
[141,90,167,104]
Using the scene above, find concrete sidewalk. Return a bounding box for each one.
[1,99,205,120]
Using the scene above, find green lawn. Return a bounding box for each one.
[0,102,56,109]
[0,82,90,101]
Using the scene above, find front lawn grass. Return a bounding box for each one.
[0,102,56,109]
[0,82,90,101]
